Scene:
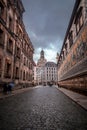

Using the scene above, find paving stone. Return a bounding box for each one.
[0,86,87,130]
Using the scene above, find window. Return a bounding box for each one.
[0,2,4,18]
[76,21,79,33]
[0,5,1,14]
[79,12,83,28]
[62,51,64,60]
[0,29,4,47]
[68,31,73,48]
[0,58,2,68]
[19,30,22,39]
[20,70,22,80]
[6,63,11,77]
[4,61,11,78]
[23,71,25,80]
[7,39,13,54]
[0,57,2,77]
[16,46,20,58]
[15,67,19,79]
[9,16,13,31]
[26,72,28,80]
[75,7,83,35]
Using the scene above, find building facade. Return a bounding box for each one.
[35,66,45,85]
[57,0,87,93]
[0,0,34,89]
[34,49,47,85]
[32,61,36,85]
[45,62,57,85]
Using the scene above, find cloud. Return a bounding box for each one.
[22,0,75,63]
[33,38,62,63]
[34,47,58,64]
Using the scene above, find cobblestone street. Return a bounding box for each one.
[0,86,87,130]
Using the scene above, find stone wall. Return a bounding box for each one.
[58,21,87,93]
[58,74,87,95]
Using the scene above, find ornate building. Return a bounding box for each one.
[44,62,57,85]
[37,49,47,67]
[34,49,47,85]
[0,0,34,89]
[57,0,87,94]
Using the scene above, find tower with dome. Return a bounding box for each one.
[37,49,47,67]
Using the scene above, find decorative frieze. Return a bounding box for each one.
[58,0,87,92]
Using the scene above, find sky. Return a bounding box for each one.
[22,0,75,63]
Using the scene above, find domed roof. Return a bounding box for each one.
[41,49,44,53]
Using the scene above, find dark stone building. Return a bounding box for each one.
[57,0,87,94]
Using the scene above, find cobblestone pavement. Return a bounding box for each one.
[0,86,87,130]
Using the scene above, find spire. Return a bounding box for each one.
[40,49,44,59]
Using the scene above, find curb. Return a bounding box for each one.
[0,86,42,100]
[55,86,87,111]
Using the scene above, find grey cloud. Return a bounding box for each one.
[23,0,75,37]
[22,0,75,61]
